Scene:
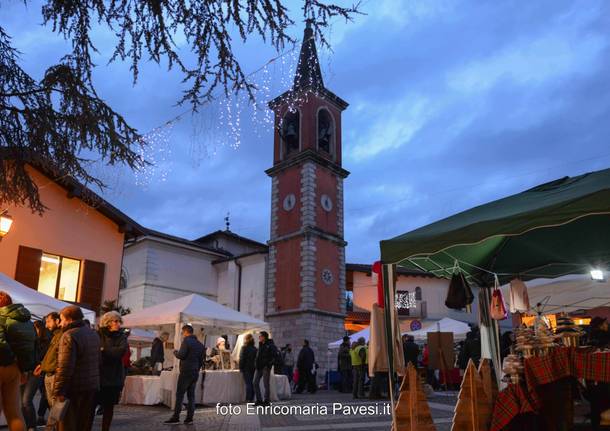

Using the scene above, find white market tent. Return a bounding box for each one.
[0,272,95,322]
[405,317,471,341]
[501,274,610,315]
[328,326,370,348]
[122,293,269,335]
[122,293,269,371]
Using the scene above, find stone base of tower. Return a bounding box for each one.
[267,310,345,386]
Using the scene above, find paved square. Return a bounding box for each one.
[104,390,457,431]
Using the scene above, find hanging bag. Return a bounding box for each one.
[490,275,508,320]
[445,262,475,312]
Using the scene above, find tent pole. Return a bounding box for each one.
[382,263,397,425]
[173,315,182,374]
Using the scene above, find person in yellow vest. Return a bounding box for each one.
[352,337,367,399]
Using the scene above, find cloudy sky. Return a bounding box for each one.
[5,0,610,264]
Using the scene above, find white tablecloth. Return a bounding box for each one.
[120,375,162,405]
[159,370,291,407]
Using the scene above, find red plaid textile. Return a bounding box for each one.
[491,383,537,431]
[523,347,572,400]
[574,349,610,382]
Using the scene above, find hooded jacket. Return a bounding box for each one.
[0,303,36,371]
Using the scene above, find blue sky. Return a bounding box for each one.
[5,0,610,263]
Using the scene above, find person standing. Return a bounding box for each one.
[35,312,61,412]
[337,336,352,393]
[150,332,168,375]
[33,321,51,426]
[239,334,257,402]
[351,337,366,399]
[164,325,204,425]
[0,291,36,431]
[253,331,276,406]
[52,305,100,431]
[21,320,48,430]
[296,339,316,394]
[402,335,419,368]
[282,344,295,387]
[98,311,128,431]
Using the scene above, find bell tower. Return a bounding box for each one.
[266,22,349,377]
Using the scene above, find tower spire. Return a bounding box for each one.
[293,20,324,91]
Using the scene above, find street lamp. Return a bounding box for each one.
[0,212,13,240]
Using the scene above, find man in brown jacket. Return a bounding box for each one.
[34,312,62,408]
[52,306,100,431]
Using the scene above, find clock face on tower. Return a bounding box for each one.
[320,194,333,212]
[321,268,334,285]
[283,193,296,211]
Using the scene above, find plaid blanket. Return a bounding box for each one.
[573,348,610,382]
[491,383,537,431]
[523,347,573,402]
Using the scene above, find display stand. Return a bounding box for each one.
[477,359,498,409]
[393,363,436,431]
[451,360,491,431]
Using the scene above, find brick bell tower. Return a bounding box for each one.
[265,22,349,378]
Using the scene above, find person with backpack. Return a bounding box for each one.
[0,290,36,431]
[253,331,276,406]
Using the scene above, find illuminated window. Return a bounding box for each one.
[37,253,81,302]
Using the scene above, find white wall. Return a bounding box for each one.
[119,237,219,311]
[214,254,267,322]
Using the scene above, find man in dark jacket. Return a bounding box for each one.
[337,336,352,393]
[296,339,316,394]
[165,325,204,425]
[253,331,276,406]
[402,335,419,368]
[150,332,168,374]
[53,305,100,431]
[0,291,36,431]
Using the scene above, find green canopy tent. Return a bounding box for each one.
[378,167,610,401]
[381,168,610,285]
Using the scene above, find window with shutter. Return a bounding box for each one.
[14,246,42,289]
[79,260,105,314]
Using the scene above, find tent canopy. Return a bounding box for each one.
[328,326,370,348]
[380,168,610,285]
[122,293,269,335]
[501,274,610,315]
[405,317,471,341]
[0,272,95,322]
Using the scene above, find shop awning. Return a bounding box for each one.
[380,168,610,285]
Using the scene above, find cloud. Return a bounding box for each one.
[5,0,610,266]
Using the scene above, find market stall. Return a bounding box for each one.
[0,271,95,321]
[379,168,610,430]
[121,294,290,406]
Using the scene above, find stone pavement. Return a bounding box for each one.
[104,390,458,431]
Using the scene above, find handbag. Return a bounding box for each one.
[490,276,508,320]
[445,263,475,311]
